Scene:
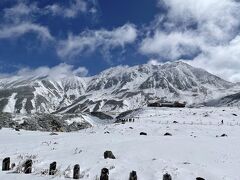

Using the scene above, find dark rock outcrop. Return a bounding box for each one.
[104,151,116,159]
[140,132,147,136]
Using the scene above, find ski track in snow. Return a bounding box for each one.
[0,107,240,179]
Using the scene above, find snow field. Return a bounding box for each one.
[0,107,240,180]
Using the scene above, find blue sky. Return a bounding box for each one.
[0,0,240,82]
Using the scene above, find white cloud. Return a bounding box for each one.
[45,0,91,18]
[0,23,53,40]
[57,23,137,59]
[3,2,39,23]
[161,0,240,42]
[140,31,202,60]
[140,0,240,82]
[0,1,53,41]
[142,0,240,56]
[0,0,96,42]
[72,66,89,77]
[0,0,99,53]
[147,59,162,65]
[11,63,88,80]
[187,35,240,82]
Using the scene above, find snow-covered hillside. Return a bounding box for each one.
[0,107,239,179]
[0,61,236,114]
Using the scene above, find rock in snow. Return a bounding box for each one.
[104,151,116,159]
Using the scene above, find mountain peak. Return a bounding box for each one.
[0,61,234,114]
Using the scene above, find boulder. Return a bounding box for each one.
[104,151,116,159]
[196,177,205,180]
[129,170,137,180]
[140,132,147,136]
[164,132,172,136]
[100,168,109,180]
[163,173,172,180]
[220,134,227,137]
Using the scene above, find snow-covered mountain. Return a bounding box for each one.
[0,61,235,114]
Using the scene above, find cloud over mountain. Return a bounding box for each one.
[57,23,138,60]
[140,0,240,82]
[0,63,88,81]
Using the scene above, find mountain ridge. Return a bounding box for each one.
[0,61,236,114]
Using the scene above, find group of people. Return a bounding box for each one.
[117,118,135,123]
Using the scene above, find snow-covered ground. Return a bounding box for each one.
[0,107,240,180]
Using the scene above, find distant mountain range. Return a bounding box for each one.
[0,61,238,114]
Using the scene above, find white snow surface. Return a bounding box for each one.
[3,93,17,113]
[0,107,240,180]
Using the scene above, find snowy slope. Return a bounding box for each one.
[0,107,239,180]
[0,61,236,114]
[0,75,88,114]
[3,93,17,113]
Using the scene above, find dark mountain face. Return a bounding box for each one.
[206,92,240,107]
[0,61,234,114]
